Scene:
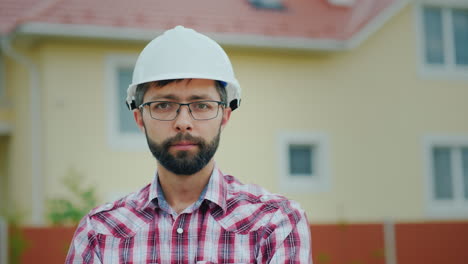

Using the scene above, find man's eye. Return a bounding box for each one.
[153,102,173,110]
[194,103,211,110]
[196,103,208,109]
[157,103,169,108]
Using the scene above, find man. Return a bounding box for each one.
[66,26,312,263]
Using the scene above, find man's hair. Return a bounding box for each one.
[134,79,227,109]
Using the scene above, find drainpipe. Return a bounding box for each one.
[384,219,397,264]
[0,217,7,264]
[1,34,44,226]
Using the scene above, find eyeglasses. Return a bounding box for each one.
[139,100,226,121]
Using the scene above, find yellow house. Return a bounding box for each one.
[1,0,468,230]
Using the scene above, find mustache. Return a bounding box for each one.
[163,133,204,148]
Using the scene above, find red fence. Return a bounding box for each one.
[310,221,468,264]
[311,223,385,264]
[12,221,468,263]
[395,222,468,264]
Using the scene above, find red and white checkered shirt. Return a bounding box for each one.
[66,167,312,263]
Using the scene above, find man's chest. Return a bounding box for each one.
[95,212,261,264]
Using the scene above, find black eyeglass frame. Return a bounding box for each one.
[138,100,227,121]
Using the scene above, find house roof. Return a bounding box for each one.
[0,0,405,50]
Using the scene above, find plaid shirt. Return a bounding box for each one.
[66,167,312,263]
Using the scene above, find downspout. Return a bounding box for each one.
[0,217,7,264]
[1,34,44,226]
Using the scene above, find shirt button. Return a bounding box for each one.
[177,228,183,234]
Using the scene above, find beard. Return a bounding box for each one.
[144,129,221,175]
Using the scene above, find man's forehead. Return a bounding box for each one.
[145,79,219,101]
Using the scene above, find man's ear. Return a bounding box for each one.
[133,109,146,133]
[220,107,232,131]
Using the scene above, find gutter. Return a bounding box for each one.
[0,35,44,226]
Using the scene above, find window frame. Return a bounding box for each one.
[415,0,468,80]
[423,135,468,219]
[105,54,147,151]
[278,132,331,194]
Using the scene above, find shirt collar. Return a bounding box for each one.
[139,171,160,211]
[203,166,227,212]
[141,165,228,213]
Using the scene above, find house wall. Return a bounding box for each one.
[6,48,36,220]
[38,39,156,210]
[0,53,13,175]
[0,136,9,213]
[223,6,420,221]
[0,54,11,213]
[0,109,11,125]
[221,5,468,222]
[7,4,468,224]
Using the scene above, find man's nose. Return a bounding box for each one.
[173,105,193,132]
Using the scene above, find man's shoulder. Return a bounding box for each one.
[90,184,150,214]
[224,174,301,208]
[83,183,153,238]
[219,175,305,233]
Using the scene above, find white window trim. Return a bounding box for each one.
[278,132,331,194]
[105,54,147,151]
[414,0,468,81]
[422,134,468,219]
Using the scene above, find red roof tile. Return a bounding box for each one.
[1,0,397,41]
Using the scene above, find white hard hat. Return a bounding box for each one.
[126,25,241,111]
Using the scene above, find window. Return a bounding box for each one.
[278,132,331,193]
[417,2,468,77]
[289,145,314,175]
[105,55,146,150]
[248,0,285,10]
[423,135,468,218]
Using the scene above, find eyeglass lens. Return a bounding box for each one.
[146,101,221,120]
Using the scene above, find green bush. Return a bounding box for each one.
[47,169,97,226]
[0,210,28,264]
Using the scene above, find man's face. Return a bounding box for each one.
[134,79,231,175]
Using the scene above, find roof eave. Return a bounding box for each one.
[15,22,346,51]
[12,0,409,52]
[345,0,411,49]
[16,22,162,42]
